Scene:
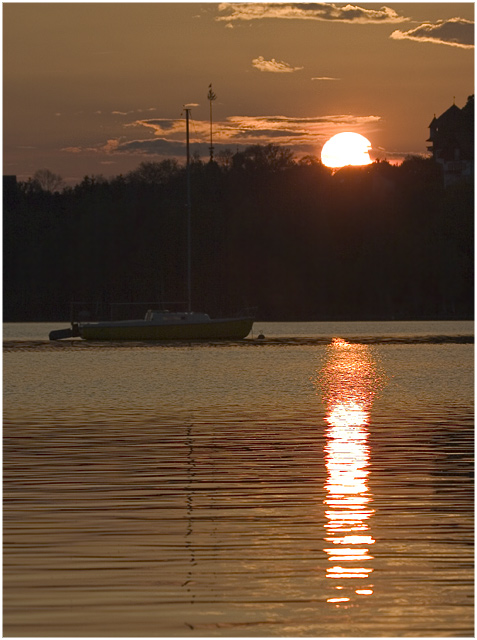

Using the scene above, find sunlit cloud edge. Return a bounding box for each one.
[217,2,409,24]
[390,18,474,49]
[252,56,304,73]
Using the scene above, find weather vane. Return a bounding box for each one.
[207,84,217,163]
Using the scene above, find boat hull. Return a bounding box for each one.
[79,317,254,341]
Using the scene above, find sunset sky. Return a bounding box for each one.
[3,2,474,184]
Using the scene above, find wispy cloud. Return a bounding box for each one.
[312,76,340,81]
[109,139,188,156]
[128,119,182,134]
[391,18,474,49]
[224,114,381,149]
[217,2,408,24]
[252,56,303,73]
[63,113,382,159]
[93,108,158,117]
[134,113,381,142]
[112,108,158,116]
[63,138,124,155]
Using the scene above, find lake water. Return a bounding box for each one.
[3,321,474,637]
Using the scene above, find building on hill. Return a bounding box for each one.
[427,96,474,187]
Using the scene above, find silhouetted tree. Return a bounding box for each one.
[126,160,180,185]
[32,169,64,193]
[3,144,473,321]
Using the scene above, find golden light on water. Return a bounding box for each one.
[317,338,385,605]
[327,597,350,603]
[321,132,372,168]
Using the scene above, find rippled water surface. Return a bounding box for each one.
[3,322,474,637]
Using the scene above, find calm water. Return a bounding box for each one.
[3,322,474,637]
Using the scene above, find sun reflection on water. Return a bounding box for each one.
[318,337,385,605]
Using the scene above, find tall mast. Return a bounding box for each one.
[184,107,192,312]
[207,84,217,163]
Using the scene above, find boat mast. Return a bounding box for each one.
[207,84,217,163]
[185,107,192,312]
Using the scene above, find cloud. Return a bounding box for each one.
[224,114,382,148]
[113,139,188,156]
[112,108,159,116]
[232,128,305,139]
[93,108,158,117]
[63,113,382,159]
[391,18,474,49]
[252,56,303,73]
[227,114,380,130]
[217,2,408,24]
[312,76,340,81]
[102,139,122,153]
[62,138,123,155]
[129,119,182,134]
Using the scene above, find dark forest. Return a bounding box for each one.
[3,146,474,322]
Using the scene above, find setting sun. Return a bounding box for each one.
[321,132,372,168]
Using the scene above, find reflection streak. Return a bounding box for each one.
[319,338,383,604]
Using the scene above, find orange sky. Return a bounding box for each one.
[3,2,474,184]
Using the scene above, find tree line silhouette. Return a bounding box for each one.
[3,145,473,322]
